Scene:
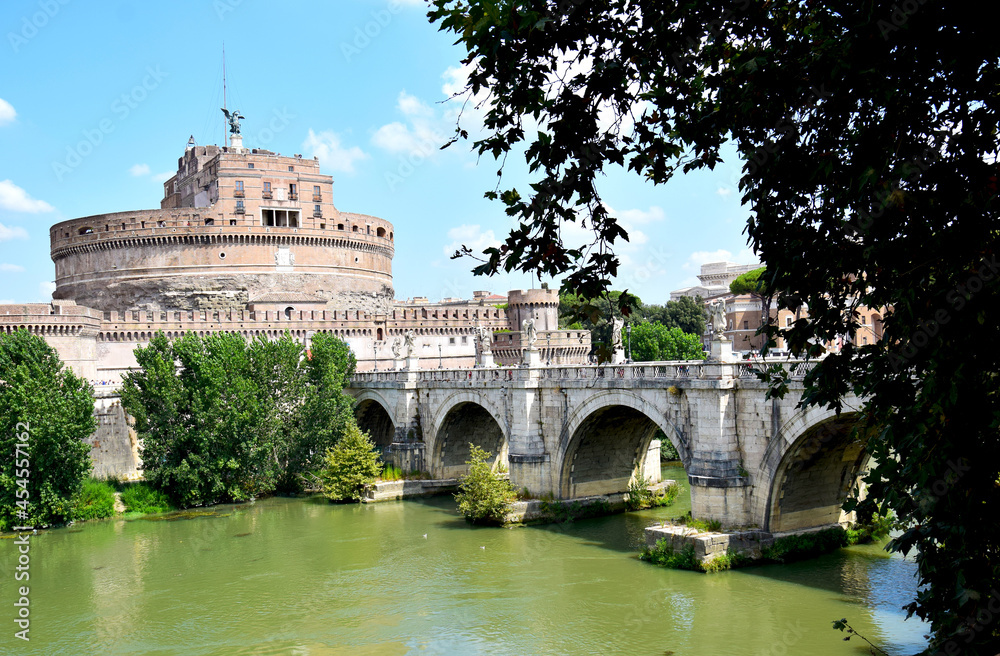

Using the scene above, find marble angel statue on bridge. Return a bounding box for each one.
[708,300,728,339]
[476,325,493,354]
[522,318,538,348]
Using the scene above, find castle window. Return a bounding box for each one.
[289,183,297,200]
[234,180,244,197]
[743,320,749,330]
[376,227,386,238]
[352,225,359,232]
[284,307,294,319]
[204,218,215,226]
[337,224,344,230]
[235,200,245,214]
[261,208,300,227]
[78,226,93,235]
[229,220,237,226]
[786,316,792,327]
[262,181,272,199]
[247,163,254,169]
[288,166,294,172]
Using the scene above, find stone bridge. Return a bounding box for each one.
[348,360,868,532]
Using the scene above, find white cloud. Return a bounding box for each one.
[716,186,733,197]
[129,163,151,177]
[302,129,368,174]
[0,263,24,272]
[371,91,449,158]
[443,224,499,256]
[0,180,54,213]
[0,98,15,126]
[38,281,56,300]
[606,204,665,226]
[0,223,29,242]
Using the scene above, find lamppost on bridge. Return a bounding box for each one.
[626,323,632,363]
[373,341,379,372]
[438,343,443,369]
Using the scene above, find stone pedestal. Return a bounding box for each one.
[709,338,734,362]
[522,348,542,367]
[479,352,495,368]
[612,348,626,364]
[229,134,243,152]
[403,356,420,371]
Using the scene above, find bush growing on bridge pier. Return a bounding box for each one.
[0,329,96,531]
[455,444,517,525]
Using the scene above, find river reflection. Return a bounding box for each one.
[1,482,927,655]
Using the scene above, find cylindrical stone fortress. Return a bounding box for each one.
[51,211,394,312]
[50,142,395,312]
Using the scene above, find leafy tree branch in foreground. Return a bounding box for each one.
[430,2,1000,652]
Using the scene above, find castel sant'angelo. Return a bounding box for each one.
[1,128,591,385]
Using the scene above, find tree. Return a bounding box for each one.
[320,424,382,502]
[559,289,641,359]
[430,2,1000,651]
[121,331,356,506]
[643,296,707,336]
[454,444,516,525]
[729,267,774,346]
[629,322,706,362]
[282,332,357,492]
[0,329,95,530]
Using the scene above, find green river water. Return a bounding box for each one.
[1,466,928,656]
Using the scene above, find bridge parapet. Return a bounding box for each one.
[349,358,818,387]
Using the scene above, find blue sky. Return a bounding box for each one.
[0,0,756,306]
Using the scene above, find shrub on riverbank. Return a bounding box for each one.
[0,329,96,532]
[119,483,173,514]
[121,331,356,508]
[455,444,516,525]
[73,479,117,521]
[320,424,382,502]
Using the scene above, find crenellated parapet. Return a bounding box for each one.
[0,301,102,379]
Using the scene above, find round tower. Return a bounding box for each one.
[507,288,559,332]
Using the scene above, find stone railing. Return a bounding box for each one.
[736,359,817,380]
[351,361,709,384]
[351,358,821,386]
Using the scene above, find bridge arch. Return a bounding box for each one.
[758,405,869,533]
[428,391,508,479]
[352,390,397,449]
[557,391,687,499]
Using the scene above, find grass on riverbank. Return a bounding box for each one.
[73,478,117,521]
